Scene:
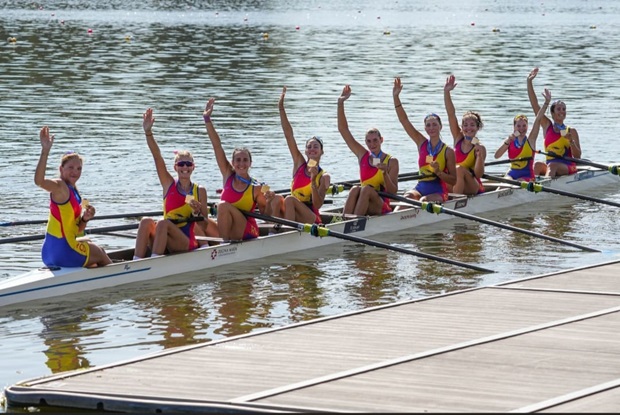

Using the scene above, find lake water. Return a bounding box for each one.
[2,0,620,410]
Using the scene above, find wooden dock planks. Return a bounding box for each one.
[5,260,620,413]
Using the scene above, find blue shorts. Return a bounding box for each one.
[507,167,534,181]
[415,180,448,201]
[42,235,88,267]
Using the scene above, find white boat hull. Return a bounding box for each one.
[0,167,617,308]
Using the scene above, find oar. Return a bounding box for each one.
[0,210,164,227]
[217,171,431,197]
[244,211,494,273]
[536,150,620,175]
[362,187,599,252]
[482,174,620,209]
[0,217,204,245]
[0,223,141,244]
[485,156,532,167]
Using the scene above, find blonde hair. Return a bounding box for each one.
[174,150,194,163]
[513,114,528,125]
[60,152,83,167]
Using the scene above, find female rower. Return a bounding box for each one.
[35,126,112,268]
[494,89,550,181]
[265,86,331,224]
[393,77,456,206]
[527,67,582,177]
[134,108,219,259]
[203,97,268,240]
[444,74,487,196]
[337,84,399,216]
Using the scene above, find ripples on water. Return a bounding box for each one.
[2,0,620,403]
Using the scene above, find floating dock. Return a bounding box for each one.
[4,259,620,412]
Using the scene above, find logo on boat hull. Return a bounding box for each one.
[497,189,514,198]
[454,199,468,209]
[574,170,594,181]
[399,210,419,220]
[210,246,238,260]
[343,218,367,233]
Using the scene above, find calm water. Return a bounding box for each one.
[2,0,620,410]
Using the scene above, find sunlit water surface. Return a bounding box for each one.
[2,0,620,409]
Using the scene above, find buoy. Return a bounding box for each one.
[8,37,17,43]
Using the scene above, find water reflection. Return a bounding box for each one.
[40,312,97,373]
[3,1,620,406]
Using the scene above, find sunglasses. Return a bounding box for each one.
[176,161,194,167]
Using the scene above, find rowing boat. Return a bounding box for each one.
[0,166,618,308]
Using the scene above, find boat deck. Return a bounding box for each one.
[5,260,620,413]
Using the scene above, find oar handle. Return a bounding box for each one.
[484,156,532,167]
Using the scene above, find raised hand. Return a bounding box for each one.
[338,85,352,103]
[39,126,54,151]
[444,74,457,92]
[204,97,215,117]
[393,77,403,98]
[542,87,551,103]
[528,67,539,82]
[143,108,155,133]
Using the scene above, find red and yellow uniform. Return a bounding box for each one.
[543,125,577,174]
[163,180,200,251]
[360,151,392,214]
[220,174,259,239]
[291,162,324,223]
[454,138,485,194]
[507,137,535,181]
[415,139,449,201]
[42,185,89,267]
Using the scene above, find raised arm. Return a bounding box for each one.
[526,67,541,114]
[203,97,234,180]
[34,126,63,194]
[143,108,174,193]
[337,85,367,159]
[393,77,426,148]
[528,88,552,150]
[443,75,462,143]
[526,67,551,131]
[278,86,305,170]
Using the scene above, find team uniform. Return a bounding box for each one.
[163,180,200,251]
[42,185,89,267]
[543,124,577,174]
[506,137,535,181]
[454,138,485,194]
[360,151,393,214]
[415,139,449,201]
[290,162,325,224]
[220,174,260,239]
